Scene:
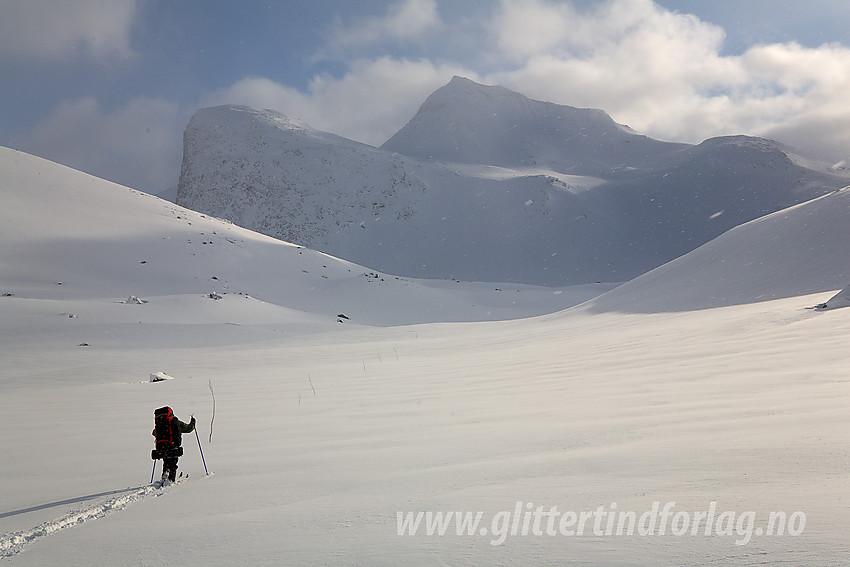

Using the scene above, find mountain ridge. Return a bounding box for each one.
[381,75,688,175]
[177,77,849,286]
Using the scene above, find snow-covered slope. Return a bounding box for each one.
[588,136,850,273]
[177,78,849,286]
[2,148,849,566]
[588,187,850,312]
[0,146,608,340]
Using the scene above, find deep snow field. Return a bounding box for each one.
[1,147,849,566]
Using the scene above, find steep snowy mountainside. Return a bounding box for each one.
[177,78,850,286]
[0,147,606,342]
[179,105,426,247]
[587,134,848,270]
[381,76,688,176]
[178,106,628,285]
[586,187,850,313]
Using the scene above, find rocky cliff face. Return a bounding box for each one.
[178,106,426,246]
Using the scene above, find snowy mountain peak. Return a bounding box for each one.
[419,75,532,113]
[192,105,301,131]
[185,105,353,147]
[381,76,685,174]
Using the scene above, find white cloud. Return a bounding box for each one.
[0,0,139,60]
[198,0,850,165]
[487,0,731,116]
[202,57,471,146]
[23,0,847,198]
[747,43,850,163]
[490,0,722,61]
[22,96,184,193]
[322,0,441,53]
[482,0,850,163]
[763,108,850,168]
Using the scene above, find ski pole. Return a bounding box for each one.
[150,459,157,484]
[195,425,209,475]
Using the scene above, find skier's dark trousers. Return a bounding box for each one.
[152,406,196,482]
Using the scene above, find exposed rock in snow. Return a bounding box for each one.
[816,283,850,309]
[149,371,173,382]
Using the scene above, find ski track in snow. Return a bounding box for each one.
[0,483,173,559]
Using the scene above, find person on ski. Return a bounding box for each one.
[152,406,196,483]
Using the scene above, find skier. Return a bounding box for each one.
[152,406,196,483]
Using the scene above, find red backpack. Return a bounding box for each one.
[154,406,179,449]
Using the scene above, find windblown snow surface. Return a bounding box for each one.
[1,147,849,566]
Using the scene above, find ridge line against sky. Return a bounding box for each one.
[1,0,849,195]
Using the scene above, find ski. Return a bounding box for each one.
[152,472,189,489]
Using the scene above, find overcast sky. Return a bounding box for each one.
[2,0,849,194]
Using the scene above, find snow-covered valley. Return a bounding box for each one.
[2,145,849,565]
